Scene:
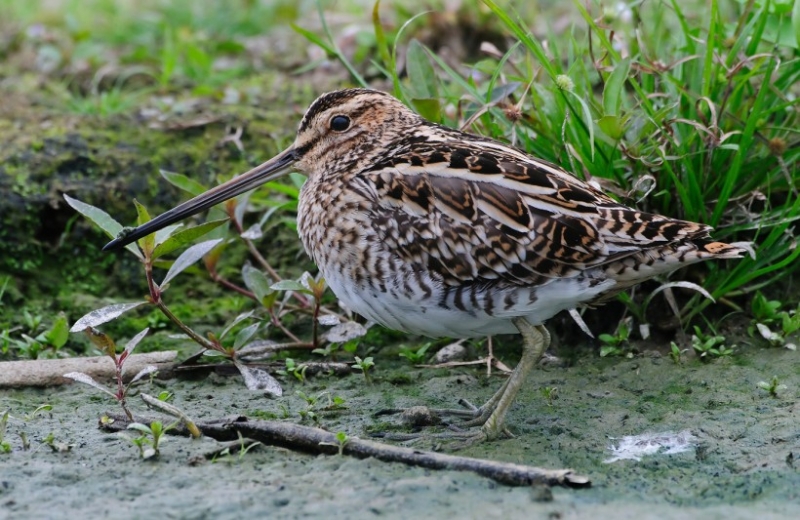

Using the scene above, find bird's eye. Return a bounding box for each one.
[330,115,351,132]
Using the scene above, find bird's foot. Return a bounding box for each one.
[373,399,512,448]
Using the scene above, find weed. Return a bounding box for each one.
[748,292,800,349]
[691,327,735,361]
[669,342,688,364]
[64,327,156,420]
[757,375,787,398]
[1,312,70,360]
[0,411,10,454]
[541,387,559,407]
[319,431,350,456]
[352,356,375,384]
[212,432,263,463]
[278,358,308,383]
[126,420,178,459]
[599,320,632,358]
[398,343,432,364]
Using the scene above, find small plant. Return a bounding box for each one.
[599,320,631,358]
[541,386,559,407]
[212,431,263,464]
[1,312,70,360]
[669,342,687,364]
[691,327,734,361]
[157,391,174,402]
[398,343,431,364]
[65,327,156,420]
[126,420,177,459]
[352,356,375,383]
[296,390,320,423]
[23,404,52,421]
[279,358,308,383]
[41,432,73,453]
[320,431,350,456]
[0,411,10,454]
[757,376,787,398]
[748,293,800,349]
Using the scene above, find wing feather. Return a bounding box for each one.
[363,131,711,287]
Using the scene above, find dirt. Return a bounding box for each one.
[2,340,798,519]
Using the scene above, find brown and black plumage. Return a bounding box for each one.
[105,88,750,442]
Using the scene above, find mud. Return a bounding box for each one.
[2,342,798,519]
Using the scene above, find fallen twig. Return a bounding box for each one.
[100,412,590,488]
[0,351,177,388]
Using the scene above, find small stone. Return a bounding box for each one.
[433,341,467,363]
[530,484,553,502]
[400,406,441,427]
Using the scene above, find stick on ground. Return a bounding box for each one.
[101,412,590,488]
[0,351,177,388]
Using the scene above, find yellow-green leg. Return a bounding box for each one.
[379,318,550,445]
[467,318,549,440]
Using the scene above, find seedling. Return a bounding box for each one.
[691,327,734,361]
[23,404,53,421]
[398,343,431,364]
[42,432,73,453]
[0,411,10,454]
[279,358,308,383]
[541,387,559,407]
[319,431,350,456]
[757,376,787,398]
[65,327,156,420]
[352,356,375,383]
[599,320,631,358]
[669,342,687,364]
[296,390,320,423]
[212,431,263,463]
[126,420,178,459]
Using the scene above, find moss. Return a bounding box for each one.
[0,73,321,358]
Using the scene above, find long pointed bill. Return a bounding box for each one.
[103,147,298,251]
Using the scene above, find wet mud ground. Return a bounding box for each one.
[1,341,798,519]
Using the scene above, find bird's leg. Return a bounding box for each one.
[473,318,549,439]
[377,319,549,444]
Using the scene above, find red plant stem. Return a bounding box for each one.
[144,258,160,304]
[269,310,302,343]
[155,300,221,352]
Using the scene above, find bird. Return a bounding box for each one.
[104,88,751,443]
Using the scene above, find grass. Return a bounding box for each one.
[297,0,799,325]
[1,0,798,361]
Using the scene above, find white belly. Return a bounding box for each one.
[321,267,616,338]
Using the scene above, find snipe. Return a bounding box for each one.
[105,89,750,443]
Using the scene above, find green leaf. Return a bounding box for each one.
[599,346,619,357]
[70,302,148,332]
[372,0,392,73]
[152,219,228,259]
[602,58,630,117]
[44,313,69,348]
[406,39,438,99]
[410,98,442,121]
[291,23,335,55]
[564,89,595,161]
[63,194,142,259]
[597,115,627,140]
[794,0,800,49]
[233,322,260,351]
[134,200,155,256]
[242,264,273,304]
[161,238,223,286]
[159,169,208,197]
